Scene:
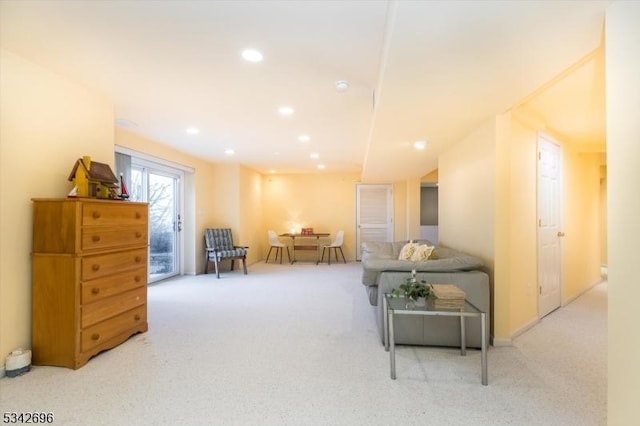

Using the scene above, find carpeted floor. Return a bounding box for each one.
[0,262,607,425]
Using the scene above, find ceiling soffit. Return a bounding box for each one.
[362,1,609,182]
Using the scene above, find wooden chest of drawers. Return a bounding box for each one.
[31,198,149,369]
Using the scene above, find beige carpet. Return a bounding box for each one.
[0,262,607,425]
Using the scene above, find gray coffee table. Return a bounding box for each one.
[383,293,488,385]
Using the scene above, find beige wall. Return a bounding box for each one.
[562,147,603,301]
[0,49,114,361]
[210,163,241,230]
[387,178,421,241]
[393,181,407,241]
[439,117,499,336]
[506,118,538,334]
[494,112,513,342]
[599,166,607,266]
[421,169,438,183]
[239,165,264,264]
[439,118,497,262]
[261,173,360,261]
[207,163,262,265]
[606,2,640,424]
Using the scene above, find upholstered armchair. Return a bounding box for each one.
[204,228,249,278]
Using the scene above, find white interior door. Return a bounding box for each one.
[356,184,393,260]
[538,134,563,317]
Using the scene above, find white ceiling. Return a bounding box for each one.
[515,47,606,151]
[0,0,609,181]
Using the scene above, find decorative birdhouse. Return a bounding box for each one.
[68,156,119,198]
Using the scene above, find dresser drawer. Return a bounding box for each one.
[81,305,147,353]
[81,225,147,251]
[82,248,147,280]
[82,203,147,226]
[82,267,146,304]
[82,286,146,328]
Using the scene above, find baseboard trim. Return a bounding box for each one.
[511,317,540,340]
[563,278,605,306]
[492,337,512,347]
[493,317,541,347]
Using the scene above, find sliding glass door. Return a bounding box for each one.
[130,160,183,283]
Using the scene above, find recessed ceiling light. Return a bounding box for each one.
[317,164,326,170]
[278,106,294,116]
[413,140,427,150]
[335,80,349,92]
[241,49,263,62]
[269,170,276,174]
[298,135,310,142]
[310,153,319,159]
[185,127,200,135]
[224,149,235,155]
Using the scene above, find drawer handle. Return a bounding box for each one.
[134,314,141,321]
[92,264,100,272]
[135,212,141,219]
[92,235,101,242]
[91,287,100,295]
[134,275,141,282]
[135,256,142,263]
[92,211,101,219]
[91,333,100,341]
[135,232,142,238]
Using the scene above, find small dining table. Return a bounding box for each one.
[279,233,330,264]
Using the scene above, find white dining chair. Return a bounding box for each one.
[266,230,290,264]
[319,230,346,264]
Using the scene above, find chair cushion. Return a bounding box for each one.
[214,248,247,258]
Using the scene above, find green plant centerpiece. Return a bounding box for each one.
[391,269,434,307]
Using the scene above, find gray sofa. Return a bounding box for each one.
[361,240,490,348]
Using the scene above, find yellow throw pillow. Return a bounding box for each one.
[411,244,435,261]
[398,242,420,260]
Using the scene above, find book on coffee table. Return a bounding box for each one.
[431,284,466,310]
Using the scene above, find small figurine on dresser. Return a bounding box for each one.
[118,173,130,200]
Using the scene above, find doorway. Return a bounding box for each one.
[537,134,563,317]
[130,158,184,283]
[356,184,393,260]
[420,184,439,244]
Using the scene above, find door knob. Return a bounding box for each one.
[557,231,565,237]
